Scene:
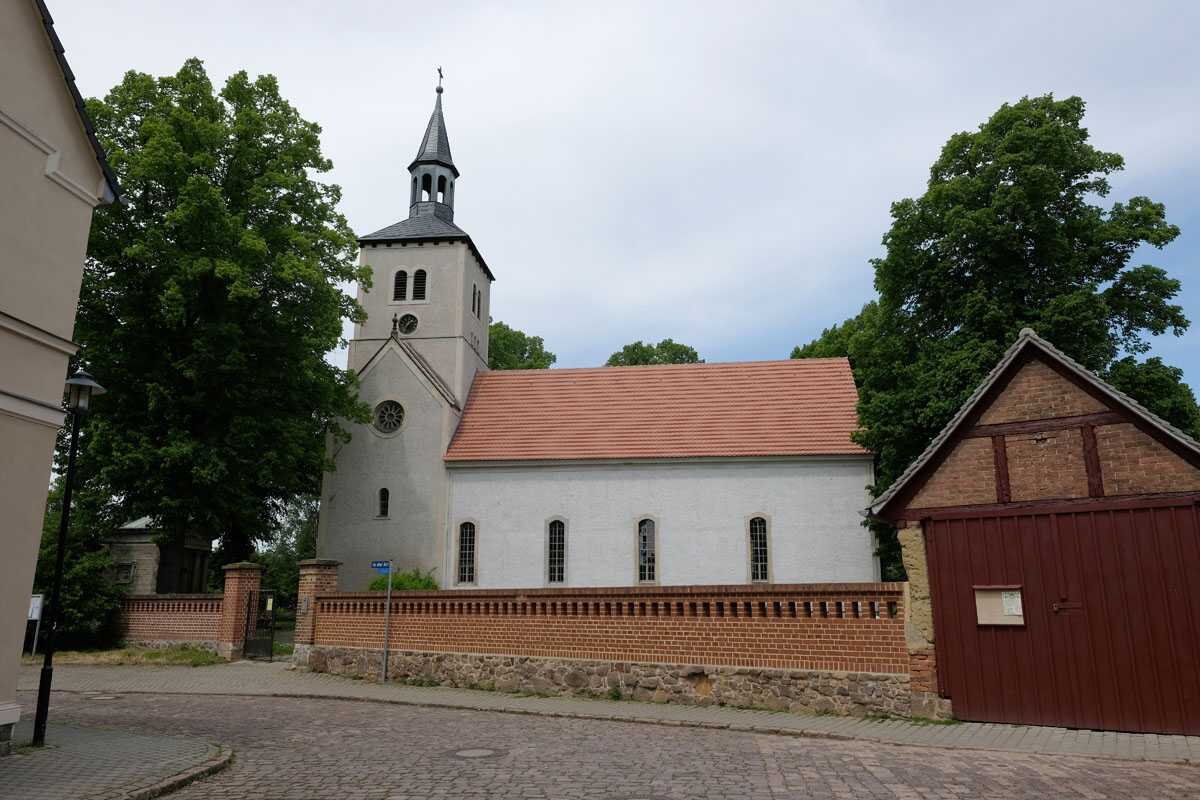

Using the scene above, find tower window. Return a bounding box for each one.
[378,488,390,518]
[412,269,427,301]
[472,284,478,317]
[749,516,769,582]
[457,522,477,584]
[547,519,566,584]
[437,175,447,203]
[411,176,418,205]
[393,270,408,301]
[421,173,432,202]
[637,518,656,583]
[373,400,405,434]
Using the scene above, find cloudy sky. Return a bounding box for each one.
[52,1,1199,381]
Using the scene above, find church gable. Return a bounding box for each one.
[357,337,460,412]
[871,329,1200,519]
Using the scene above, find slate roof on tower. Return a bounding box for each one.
[409,88,457,176]
[445,359,868,463]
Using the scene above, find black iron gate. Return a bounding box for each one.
[243,589,276,660]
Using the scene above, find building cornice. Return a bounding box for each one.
[0,387,65,429]
[0,308,78,356]
[0,106,107,206]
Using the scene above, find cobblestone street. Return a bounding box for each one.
[15,690,1200,799]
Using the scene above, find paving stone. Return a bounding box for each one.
[16,690,1200,799]
[0,716,221,800]
[16,661,1200,768]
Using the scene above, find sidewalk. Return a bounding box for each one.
[19,660,1200,766]
[0,716,231,800]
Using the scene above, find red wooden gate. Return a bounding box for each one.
[925,500,1200,734]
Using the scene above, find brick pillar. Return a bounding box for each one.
[216,562,263,660]
[295,559,339,659]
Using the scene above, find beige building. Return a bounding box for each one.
[0,0,118,753]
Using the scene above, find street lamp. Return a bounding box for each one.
[31,369,105,747]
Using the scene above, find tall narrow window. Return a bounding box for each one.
[637,518,656,583]
[437,175,447,203]
[411,176,418,205]
[457,522,476,584]
[421,173,432,202]
[412,269,427,301]
[471,284,478,317]
[378,488,390,518]
[547,519,566,584]
[750,517,769,582]
[393,270,408,301]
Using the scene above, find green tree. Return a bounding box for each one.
[795,95,1191,578]
[605,338,703,366]
[488,321,556,370]
[254,494,319,607]
[34,478,125,649]
[1106,357,1200,439]
[74,59,370,562]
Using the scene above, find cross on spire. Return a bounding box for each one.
[436,66,444,94]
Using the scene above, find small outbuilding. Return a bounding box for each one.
[869,329,1200,735]
[105,517,213,594]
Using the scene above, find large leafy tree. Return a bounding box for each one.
[606,338,702,366]
[488,321,556,370]
[74,59,370,562]
[795,95,1193,577]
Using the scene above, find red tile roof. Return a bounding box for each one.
[445,359,867,463]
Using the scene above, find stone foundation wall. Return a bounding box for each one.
[296,646,914,717]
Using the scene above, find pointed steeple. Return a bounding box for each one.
[408,83,458,177]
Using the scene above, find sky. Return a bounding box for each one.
[50,0,1200,381]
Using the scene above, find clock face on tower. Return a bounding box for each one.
[397,314,418,334]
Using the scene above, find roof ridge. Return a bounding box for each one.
[478,358,850,377]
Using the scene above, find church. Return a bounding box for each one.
[316,84,879,591]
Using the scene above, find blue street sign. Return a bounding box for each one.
[371,560,392,575]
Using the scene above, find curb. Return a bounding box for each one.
[47,687,1196,767]
[119,743,234,800]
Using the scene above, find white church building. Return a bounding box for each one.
[317,84,878,591]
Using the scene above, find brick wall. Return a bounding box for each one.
[119,594,222,645]
[308,583,909,674]
[1006,427,1089,501]
[978,360,1106,424]
[1097,423,1200,495]
[910,437,996,508]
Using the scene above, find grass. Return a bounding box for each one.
[21,644,225,668]
[272,642,295,657]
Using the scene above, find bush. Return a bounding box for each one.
[33,479,125,650]
[367,569,438,592]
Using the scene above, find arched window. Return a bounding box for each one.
[471,284,478,316]
[412,269,427,301]
[393,270,408,302]
[411,176,418,205]
[749,516,769,582]
[437,175,447,203]
[457,522,476,584]
[421,173,432,202]
[637,518,656,583]
[378,488,390,518]
[547,519,566,584]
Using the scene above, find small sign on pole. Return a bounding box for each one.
[28,594,44,657]
[371,560,393,682]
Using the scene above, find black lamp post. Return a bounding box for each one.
[31,369,105,747]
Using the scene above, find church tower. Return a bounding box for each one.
[317,80,495,590]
